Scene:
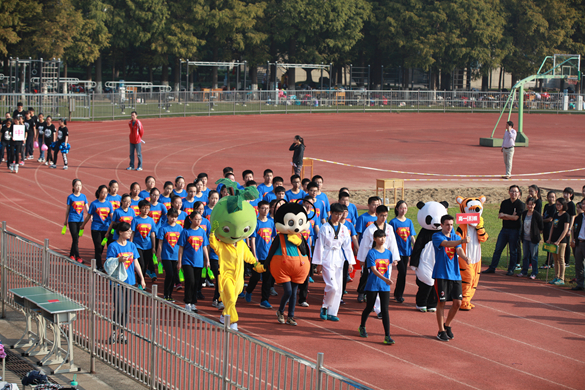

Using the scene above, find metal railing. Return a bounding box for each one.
[0,222,370,390]
[0,90,583,121]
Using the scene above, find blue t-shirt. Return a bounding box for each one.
[217,182,244,194]
[356,213,377,242]
[346,203,358,226]
[111,207,135,240]
[159,195,172,211]
[249,198,260,216]
[161,210,188,228]
[130,198,141,216]
[197,218,218,260]
[316,192,331,214]
[389,218,416,257]
[286,189,307,203]
[67,193,88,223]
[194,193,208,206]
[157,224,183,260]
[138,190,151,202]
[178,227,209,267]
[365,248,392,292]
[264,192,276,204]
[106,194,121,211]
[301,221,315,251]
[182,199,196,215]
[257,183,273,199]
[131,216,157,250]
[253,218,276,260]
[432,231,462,281]
[148,202,167,227]
[173,189,187,198]
[106,240,140,286]
[202,188,211,198]
[88,200,113,231]
[302,198,326,223]
[342,219,357,261]
[203,206,213,221]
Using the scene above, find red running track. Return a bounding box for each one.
[1,113,584,389]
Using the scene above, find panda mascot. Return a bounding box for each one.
[265,201,312,325]
[409,201,448,312]
[455,196,488,311]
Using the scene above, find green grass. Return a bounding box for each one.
[357,204,576,284]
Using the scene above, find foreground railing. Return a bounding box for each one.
[0,221,370,390]
[0,90,583,120]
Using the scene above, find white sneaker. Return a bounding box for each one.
[37,158,42,162]
[63,166,68,170]
[14,165,18,173]
[299,302,309,307]
[218,301,224,310]
[191,304,198,313]
[44,161,49,166]
[427,307,437,312]
[8,164,13,172]
[19,161,24,165]
[416,305,427,312]
[230,323,238,331]
[219,314,224,324]
[185,303,192,311]
[50,165,57,169]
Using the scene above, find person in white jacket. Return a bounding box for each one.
[313,203,355,321]
[356,205,401,316]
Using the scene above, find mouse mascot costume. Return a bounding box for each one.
[410,201,448,312]
[265,201,312,325]
[209,179,265,331]
[456,196,488,311]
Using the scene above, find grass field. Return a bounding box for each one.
[357,204,576,283]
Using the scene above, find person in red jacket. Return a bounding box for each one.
[127,111,144,171]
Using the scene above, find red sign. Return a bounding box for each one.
[456,213,480,224]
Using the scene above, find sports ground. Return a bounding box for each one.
[1,112,584,389]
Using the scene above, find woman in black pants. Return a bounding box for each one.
[81,185,113,270]
[64,179,89,263]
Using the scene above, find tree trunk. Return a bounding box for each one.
[122,54,127,78]
[250,66,258,90]
[95,56,102,93]
[440,71,451,91]
[304,68,314,86]
[466,65,472,90]
[481,75,488,91]
[498,67,503,90]
[401,67,409,89]
[211,47,219,89]
[63,62,68,93]
[148,67,153,83]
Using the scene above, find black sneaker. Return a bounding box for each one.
[357,293,364,303]
[358,326,368,338]
[437,331,449,342]
[444,324,454,339]
[395,296,404,303]
[482,268,495,274]
[197,292,205,300]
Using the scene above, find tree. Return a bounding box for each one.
[0,0,21,56]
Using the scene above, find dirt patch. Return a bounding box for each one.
[325,186,584,209]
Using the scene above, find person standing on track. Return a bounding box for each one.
[289,135,305,176]
[127,111,144,171]
[501,121,516,179]
[64,179,89,263]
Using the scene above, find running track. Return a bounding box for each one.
[1,113,584,389]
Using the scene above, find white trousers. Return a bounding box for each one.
[322,264,344,316]
[503,147,514,176]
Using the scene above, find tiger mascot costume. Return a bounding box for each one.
[456,196,488,311]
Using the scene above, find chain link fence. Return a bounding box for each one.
[0,90,583,121]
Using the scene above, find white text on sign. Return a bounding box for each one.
[456,213,480,224]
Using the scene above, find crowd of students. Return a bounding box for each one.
[1,102,70,173]
[61,169,584,343]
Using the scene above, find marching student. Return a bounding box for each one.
[178,212,210,312]
[43,116,56,166]
[64,179,89,263]
[35,113,46,162]
[139,176,156,201]
[131,200,158,281]
[173,176,187,198]
[356,196,382,302]
[203,190,219,221]
[433,215,469,342]
[263,176,285,203]
[49,118,68,170]
[338,190,358,227]
[157,208,183,301]
[313,203,355,322]
[129,182,143,215]
[196,172,211,198]
[301,178,310,193]
[106,194,135,245]
[193,178,208,205]
[106,222,146,344]
[389,200,416,303]
[182,183,197,215]
[148,187,167,228]
[106,180,121,211]
[159,181,174,211]
[80,185,114,270]
[257,169,274,199]
[285,174,306,203]
[358,229,395,345]
[312,175,330,223]
[297,196,321,307]
[341,205,359,304]
[246,201,276,308]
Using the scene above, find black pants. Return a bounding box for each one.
[394,256,409,299]
[361,291,390,337]
[415,278,437,309]
[0,141,7,160]
[209,258,220,301]
[25,134,34,156]
[68,221,83,258]
[298,255,313,303]
[46,143,56,164]
[278,282,299,317]
[565,243,574,266]
[342,260,349,297]
[182,265,202,304]
[162,260,178,298]
[137,248,155,274]
[246,259,272,302]
[357,262,370,294]
[8,141,22,166]
[112,285,132,331]
[91,230,107,269]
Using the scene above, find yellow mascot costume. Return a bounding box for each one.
[456,196,488,310]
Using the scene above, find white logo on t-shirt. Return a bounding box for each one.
[58,130,63,139]
[44,129,51,137]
